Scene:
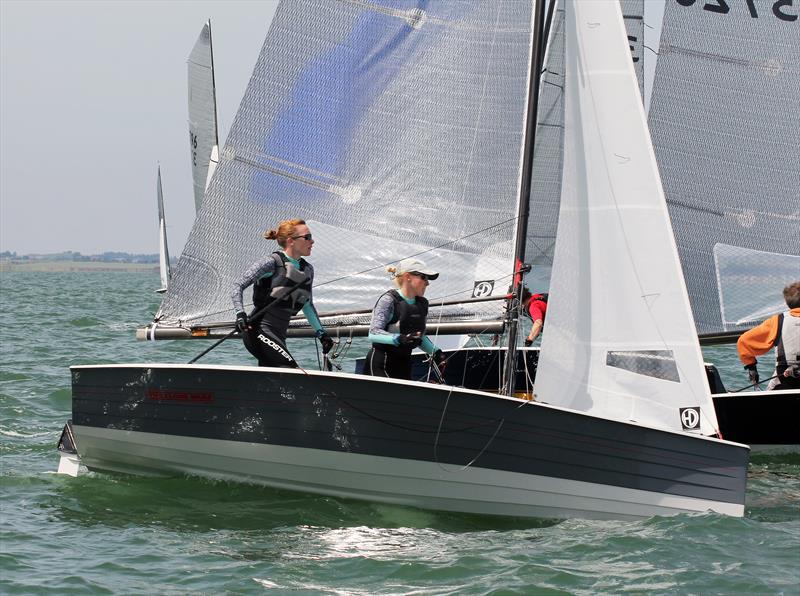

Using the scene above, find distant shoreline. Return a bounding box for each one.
[0,260,160,273]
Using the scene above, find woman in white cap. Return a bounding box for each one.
[363,257,446,380]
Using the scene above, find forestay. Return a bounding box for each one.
[159,1,538,331]
[535,0,718,436]
[188,20,219,213]
[649,0,800,336]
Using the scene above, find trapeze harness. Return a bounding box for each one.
[364,290,429,380]
[772,311,800,390]
[243,252,314,368]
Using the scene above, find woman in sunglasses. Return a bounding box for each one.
[231,218,333,368]
[363,257,446,380]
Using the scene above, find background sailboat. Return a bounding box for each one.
[646,0,799,448]
[156,166,171,294]
[648,0,799,340]
[153,21,222,295]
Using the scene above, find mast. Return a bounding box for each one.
[501,0,547,397]
[207,19,220,150]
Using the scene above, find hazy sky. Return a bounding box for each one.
[1,0,666,257]
[1,0,278,255]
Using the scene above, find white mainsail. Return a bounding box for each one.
[156,166,171,294]
[188,19,219,213]
[535,0,718,435]
[158,2,537,331]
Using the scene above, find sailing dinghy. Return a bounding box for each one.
[61,0,748,520]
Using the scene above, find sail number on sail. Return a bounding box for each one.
[676,0,798,21]
[189,131,199,166]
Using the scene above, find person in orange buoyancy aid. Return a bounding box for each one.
[521,287,548,347]
[737,280,800,390]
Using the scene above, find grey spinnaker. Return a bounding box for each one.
[649,0,800,337]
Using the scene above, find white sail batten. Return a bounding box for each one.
[156,166,171,293]
[160,1,538,330]
[535,0,718,435]
[188,20,219,213]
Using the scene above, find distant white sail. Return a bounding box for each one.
[156,166,171,294]
[535,0,718,435]
[188,20,219,212]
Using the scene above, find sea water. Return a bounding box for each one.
[1,272,798,594]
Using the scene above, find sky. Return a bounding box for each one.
[1,0,665,257]
[1,0,279,256]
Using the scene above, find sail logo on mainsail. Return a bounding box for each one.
[473,281,495,298]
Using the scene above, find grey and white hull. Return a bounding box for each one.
[68,363,748,520]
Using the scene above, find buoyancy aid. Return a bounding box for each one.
[251,252,313,334]
[372,290,429,355]
[773,311,800,387]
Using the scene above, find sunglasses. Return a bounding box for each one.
[292,233,313,241]
[410,272,430,281]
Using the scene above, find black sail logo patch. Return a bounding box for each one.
[472,280,495,298]
[679,407,701,430]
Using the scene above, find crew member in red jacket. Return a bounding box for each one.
[521,287,548,347]
[737,281,800,390]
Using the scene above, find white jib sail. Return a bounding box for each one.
[188,20,219,213]
[157,166,171,293]
[535,0,719,436]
